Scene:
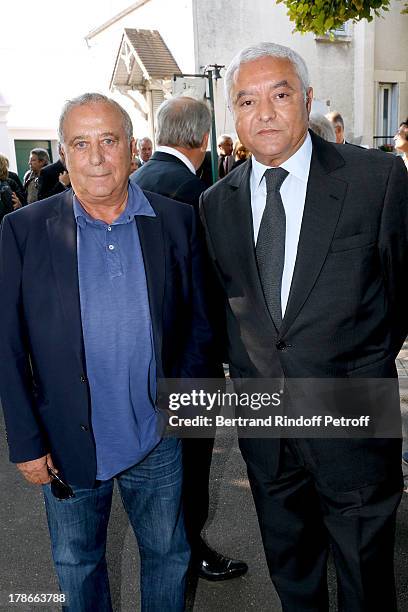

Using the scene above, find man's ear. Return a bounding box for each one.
[59,143,66,167]
[130,137,136,158]
[305,87,313,115]
[201,132,210,151]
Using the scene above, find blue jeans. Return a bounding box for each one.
[43,438,189,612]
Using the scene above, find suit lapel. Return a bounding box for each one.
[280,134,348,336]
[135,203,165,372]
[46,190,84,368]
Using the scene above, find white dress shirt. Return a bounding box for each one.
[156,146,196,175]
[250,132,312,315]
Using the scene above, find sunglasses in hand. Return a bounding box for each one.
[47,466,75,500]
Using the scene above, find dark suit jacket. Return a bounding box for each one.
[7,171,24,194]
[0,188,217,487]
[200,132,408,487]
[131,151,208,212]
[37,159,69,200]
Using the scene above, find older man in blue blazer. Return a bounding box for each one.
[0,93,218,612]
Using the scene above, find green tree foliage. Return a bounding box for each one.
[276,0,408,36]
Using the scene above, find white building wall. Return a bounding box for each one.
[374,0,408,124]
[192,0,356,141]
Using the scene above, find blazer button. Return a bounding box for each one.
[276,341,287,351]
[80,374,87,383]
[80,424,89,431]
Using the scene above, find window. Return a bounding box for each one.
[376,83,399,145]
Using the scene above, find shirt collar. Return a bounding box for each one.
[73,180,156,228]
[156,145,196,175]
[251,131,312,187]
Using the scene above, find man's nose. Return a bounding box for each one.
[89,143,104,165]
[258,98,277,122]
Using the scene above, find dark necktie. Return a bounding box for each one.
[256,167,289,328]
[218,156,226,178]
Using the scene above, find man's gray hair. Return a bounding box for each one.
[58,93,133,144]
[309,113,336,143]
[156,96,212,149]
[217,134,233,146]
[137,137,152,147]
[325,111,344,130]
[224,42,310,109]
[30,148,50,164]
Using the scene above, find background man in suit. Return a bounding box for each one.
[131,97,208,212]
[23,147,50,203]
[217,134,234,178]
[200,42,408,611]
[325,110,347,144]
[37,155,71,200]
[131,95,248,582]
[0,92,218,611]
[136,136,153,166]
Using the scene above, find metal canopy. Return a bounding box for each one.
[110,28,181,92]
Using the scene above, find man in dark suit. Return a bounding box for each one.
[135,136,153,166]
[131,95,248,582]
[200,43,408,611]
[131,98,208,213]
[217,134,234,179]
[0,93,218,611]
[37,156,70,200]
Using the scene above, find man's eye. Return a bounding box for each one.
[103,138,115,145]
[275,92,289,100]
[74,141,87,149]
[240,100,254,107]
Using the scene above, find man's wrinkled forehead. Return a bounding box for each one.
[62,102,124,140]
[232,57,302,100]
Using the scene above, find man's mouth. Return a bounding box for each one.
[257,128,280,135]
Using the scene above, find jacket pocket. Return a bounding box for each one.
[330,232,376,253]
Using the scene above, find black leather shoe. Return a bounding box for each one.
[196,541,248,581]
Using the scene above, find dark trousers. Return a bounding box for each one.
[240,438,403,612]
[182,437,215,549]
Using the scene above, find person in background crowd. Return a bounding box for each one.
[394,118,408,171]
[37,154,70,200]
[0,92,219,611]
[231,139,251,170]
[200,41,408,611]
[325,110,349,144]
[136,136,153,166]
[4,160,25,196]
[309,113,336,142]
[129,154,139,173]
[23,148,50,203]
[217,134,234,178]
[131,96,248,582]
[0,154,25,220]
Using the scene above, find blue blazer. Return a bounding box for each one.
[0,188,218,486]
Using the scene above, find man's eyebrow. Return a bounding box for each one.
[69,132,118,145]
[234,80,295,102]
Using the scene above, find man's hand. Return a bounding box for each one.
[16,453,57,485]
[58,171,70,187]
[11,192,22,210]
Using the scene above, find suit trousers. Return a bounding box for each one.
[182,437,215,549]
[240,437,403,612]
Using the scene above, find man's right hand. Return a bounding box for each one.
[16,453,57,485]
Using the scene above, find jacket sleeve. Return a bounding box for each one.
[178,206,224,379]
[378,155,408,356]
[0,215,48,462]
